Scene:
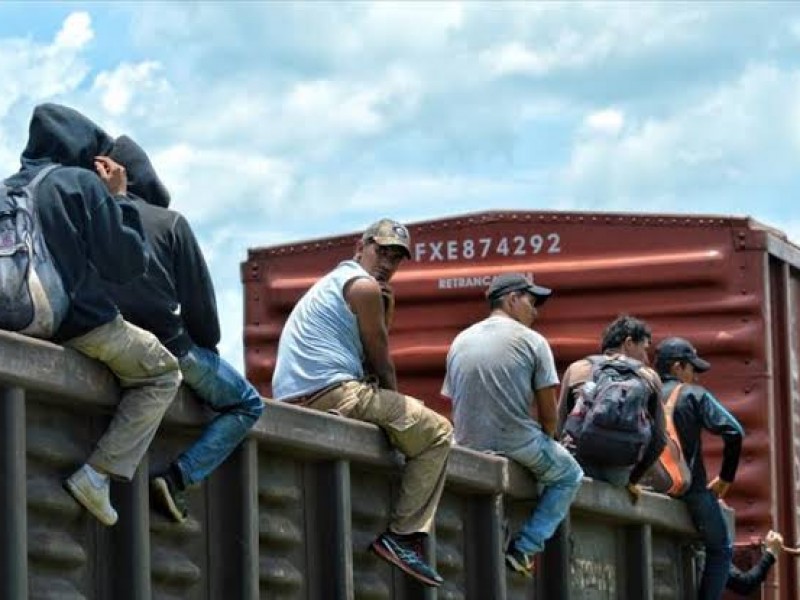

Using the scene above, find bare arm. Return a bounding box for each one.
[535,385,558,438]
[556,366,574,436]
[346,277,398,390]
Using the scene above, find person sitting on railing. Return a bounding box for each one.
[6,104,182,526]
[98,138,264,524]
[655,337,744,600]
[557,315,666,503]
[442,273,583,578]
[272,219,453,589]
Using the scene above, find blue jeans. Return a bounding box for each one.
[505,431,584,555]
[683,488,732,600]
[175,345,264,486]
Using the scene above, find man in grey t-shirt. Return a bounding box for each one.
[442,273,583,577]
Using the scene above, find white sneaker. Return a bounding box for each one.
[64,465,118,526]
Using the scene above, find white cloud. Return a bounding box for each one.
[92,61,168,116]
[342,171,546,216]
[284,76,397,138]
[584,108,625,136]
[480,5,706,79]
[200,225,293,268]
[482,35,599,77]
[359,3,464,49]
[198,224,299,373]
[0,12,94,119]
[152,143,295,223]
[54,12,93,50]
[563,64,800,208]
[215,287,245,371]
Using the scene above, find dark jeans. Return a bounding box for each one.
[580,462,632,487]
[175,344,264,485]
[683,488,733,600]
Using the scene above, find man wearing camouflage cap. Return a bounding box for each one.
[272,218,453,588]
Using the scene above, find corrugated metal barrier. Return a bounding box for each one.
[0,330,702,599]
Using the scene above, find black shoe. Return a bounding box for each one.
[504,539,535,578]
[370,532,444,587]
[150,468,188,523]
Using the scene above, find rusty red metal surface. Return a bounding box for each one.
[243,210,800,600]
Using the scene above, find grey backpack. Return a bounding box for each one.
[0,165,68,338]
[563,355,654,467]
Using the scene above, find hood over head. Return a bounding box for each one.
[21,103,114,169]
[108,135,171,208]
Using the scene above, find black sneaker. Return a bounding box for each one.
[150,469,188,523]
[370,532,444,587]
[505,540,535,578]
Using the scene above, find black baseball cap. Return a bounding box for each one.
[656,337,711,372]
[486,273,552,307]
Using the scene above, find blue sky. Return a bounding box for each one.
[2,2,799,369]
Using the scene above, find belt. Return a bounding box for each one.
[285,382,346,406]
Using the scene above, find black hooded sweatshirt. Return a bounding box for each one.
[4,104,148,341]
[105,136,220,357]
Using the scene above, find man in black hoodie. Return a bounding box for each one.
[5,104,182,526]
[104,136,263,523]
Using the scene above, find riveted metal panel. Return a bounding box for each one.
[504,497,538,599]
[431,492,466,600]
[351,467,395,599]
[149,431,207,600]
[651,532,692,600]
[26,400,96,600]
[257,454,306,599]
[568,518,623,599]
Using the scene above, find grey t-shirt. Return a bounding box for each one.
[442,314,559,451]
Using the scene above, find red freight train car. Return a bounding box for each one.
[242,210,800,599]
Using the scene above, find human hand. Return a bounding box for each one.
[626,483,643,504]
[379,282,395,330]
[94,156,127,196]
[764,530,784,556]
[707,477,731,499]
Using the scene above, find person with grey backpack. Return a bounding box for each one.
[3,103,182,526]
[558,315,666,501]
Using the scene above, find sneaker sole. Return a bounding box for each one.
[504,553,534,578]
[63,478,118,527]
[150,477,187,523]
[370,540,442,588]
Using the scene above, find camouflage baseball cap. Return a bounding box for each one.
[362,218,411,258]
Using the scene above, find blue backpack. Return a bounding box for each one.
[0,165,68,338]
[563,355,654,467]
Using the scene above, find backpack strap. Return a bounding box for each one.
[663,383,684,420]
[2,164,60,195]
[22,164,60,193]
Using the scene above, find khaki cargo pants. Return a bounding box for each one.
[66,315,182,480]
[304,380,453,535]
